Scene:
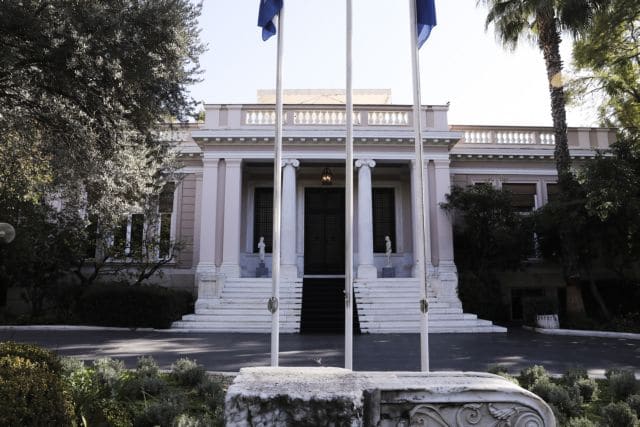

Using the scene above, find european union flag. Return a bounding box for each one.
[416,0,437,48]
[258,0,283,41]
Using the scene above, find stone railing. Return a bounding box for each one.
[452,125,615,149]
[203,104,450,131]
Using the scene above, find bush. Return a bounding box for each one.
[576,378,599,403]
[488,365,520,385]
[531,379,583,422]
[565,417,596,427]
[171,358,206,387]
[605,368,638,401]
[118,357,167,400]
[78,283,193,328]
[0,345,73,426]
[519,365,550,390]
[0,340,62,374]
[563,367,589,386]
[134,396,185,427]
[627,394,640,417]
[600,402,638,427]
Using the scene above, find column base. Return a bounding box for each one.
[219,263,241,278]
[357,264,378,279]
[429,262,462,308]
[196,263,220,301]
[281,265,298,281]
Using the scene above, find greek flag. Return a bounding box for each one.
[258,0,283,41]
[416,0,437,48]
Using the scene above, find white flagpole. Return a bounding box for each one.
[344,0,354,370]
[409,0,430,372]
[269,7,285,368]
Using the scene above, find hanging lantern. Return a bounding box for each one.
[320,167,334,185]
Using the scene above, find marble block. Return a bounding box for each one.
[225,367,556,427]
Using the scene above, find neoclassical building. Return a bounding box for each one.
[161,90,615,333]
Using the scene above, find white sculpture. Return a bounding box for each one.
[385,235,392,267]
[258,236,266,262]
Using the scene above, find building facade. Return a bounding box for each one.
[162,91,615,333]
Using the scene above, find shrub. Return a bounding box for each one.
[600,402,638,427]
[563,367,589,386]
[78,283,193,329]
[134,396,185,427]
[522,296,559,324]
[627,394,640,417]
[531,379,583,422]
[565,417,596,427]
[171,358,206,387]
[0,340,62,374]
[93,357,125,394]
[519,365,550,390]
[576,378,599,403]
[0,353,73,425]
[605,368,638,401]
[488,365,520,385]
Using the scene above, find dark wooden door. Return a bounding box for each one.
[304,188,345,275]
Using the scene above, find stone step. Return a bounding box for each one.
[360,319,494,328]
[361,325,508,333]
[358,307,464,315]
[184,313,299,322]
[359,313,478,321]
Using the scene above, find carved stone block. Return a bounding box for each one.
[224,368,556,427]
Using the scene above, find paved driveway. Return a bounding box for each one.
[1,328,638,376]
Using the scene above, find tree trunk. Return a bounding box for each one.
[537,10,589,318]
[537,10,572,186]
[587,268,611,320]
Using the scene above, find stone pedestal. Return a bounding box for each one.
[255,261,268,278]
[225,368,556,427]
[381,267,396,278]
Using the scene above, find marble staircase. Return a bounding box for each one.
[172,278,302,332]
[354,278,507,333]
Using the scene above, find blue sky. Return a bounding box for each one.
[189,0,598,127]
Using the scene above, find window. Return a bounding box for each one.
[253,187,273,253]
[111,182,175,258]
[158,182,175,258]
[502,183,537,213]
[372,188,396,253]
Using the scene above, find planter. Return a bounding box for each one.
[536,314,559,329]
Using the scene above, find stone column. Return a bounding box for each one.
[409,159,433,279]
[432,158,461,307]
[220,158,243,278]
[356,159,377,279]
[281,159,300,280]
[196,155,220,305]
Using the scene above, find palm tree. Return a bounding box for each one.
[478,0,603,186]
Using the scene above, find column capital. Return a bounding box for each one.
[224,158,243,168]
[433,158,451,169]
[282,158,300,168]
[202,153,221,164]
[355,158,376,169]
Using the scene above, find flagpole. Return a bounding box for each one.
[344,0,354,371]
[409,0,430,372]
[270,7,285,368]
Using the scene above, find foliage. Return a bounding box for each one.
[78,283,193,329]
[532,378,584,423]
[600,402,638,427]
[605,368,639,401]
[488,365,520,385]
[442,184,531,321]
[570,0,640,136]
[0,342,73,426]
[0,340,62,374]
[478,0,605,186]
[60,355,226,427]
[565,416,596,427]
[523,296,559,323]
[0,0,203,304]
[520,365,551,390]
[627,394,640,418]
[171,358,207,387]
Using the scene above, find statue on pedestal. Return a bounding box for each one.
[382,235,396,277]
[256,236,269,277]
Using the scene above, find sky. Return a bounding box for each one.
[189,0,599,127]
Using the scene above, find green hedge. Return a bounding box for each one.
[78,283,193,329]
[0,342,73,426]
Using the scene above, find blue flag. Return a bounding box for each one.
[258,0,283,41]
[416,0,437,48]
